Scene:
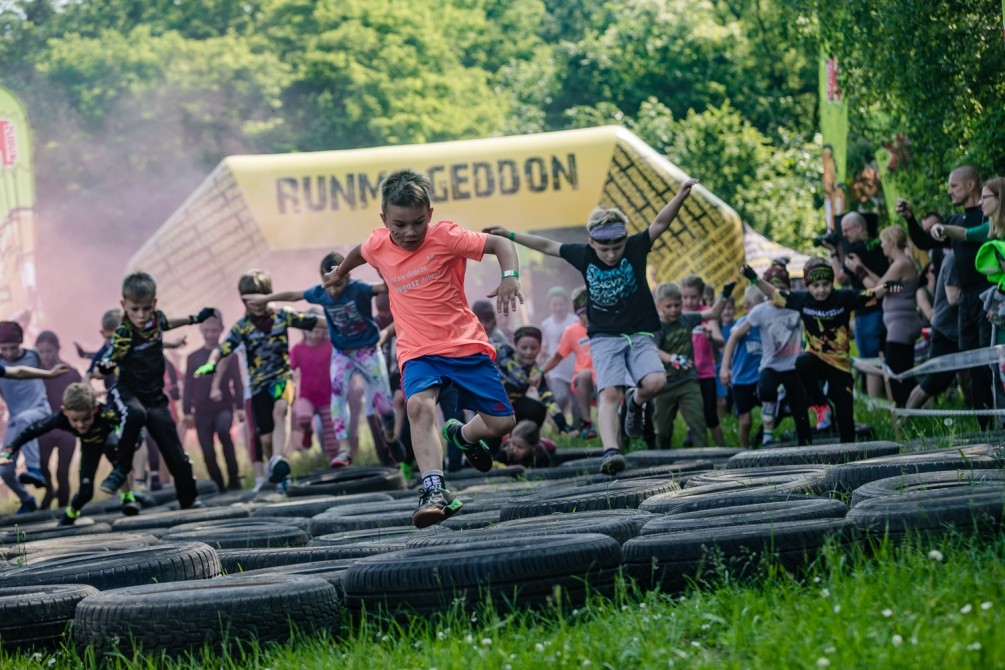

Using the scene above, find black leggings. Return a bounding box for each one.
[758,367,812,446]
[698,377,720,429]
[110,387,197,506]
[796,353,856,443]
[885,341,917,407]
[72,437,118,512]
[194,408,239,491]
[39,431,76,508]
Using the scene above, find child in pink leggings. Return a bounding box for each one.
[290,317,339,459]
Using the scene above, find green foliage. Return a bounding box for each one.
[809,0,1005,212]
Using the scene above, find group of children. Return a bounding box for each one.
[0,166,900,529]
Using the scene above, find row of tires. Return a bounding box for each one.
[0,441,1001,658]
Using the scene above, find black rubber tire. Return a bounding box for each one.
[0,542,221,590]
[624,518,852,591]
[408,509,653,546]
[440,510,501,530]
[0,509,64,527]
[822,446,1001,493]
[640,498,848,535]
[847,484,1005,539]
[550,447,606,465]
[726,441,902,469]
[308,525,450,547]
[159,523,309,549]
[343,533,622,615]
[639,483,820,514]
[850,469,1005,507]
[684,467,829,494]
[232,561,354,590]
[0,533,158,562]
[140,479,221,506]
[218,545,399,574]
[73,573,340,658]
[287,467,406,497]
[249,493,394,518]
[499,478,679,521]
[625,448,744,466]
[110,505,250,532]
[0,519,113,546]
[0,584,98,650]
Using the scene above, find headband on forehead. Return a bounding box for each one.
[804,264,835,284]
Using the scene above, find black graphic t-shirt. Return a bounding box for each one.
[104,311,173,401]
[657,313,702,388]
[779,289,876,372]
[560,230,660,337]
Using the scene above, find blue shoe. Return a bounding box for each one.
[16,497,37,515]
[18,467,47,488]
[100,466,129,494]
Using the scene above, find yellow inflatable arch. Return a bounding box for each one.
[130,126,803,315]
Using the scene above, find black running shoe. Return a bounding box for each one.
[120,492,140,516]
[599,449,626,475]
[442,419,493,472]
[58,508,80,526]
[411,487,463,529]
[623,388,645,438]
[99,466,129,494]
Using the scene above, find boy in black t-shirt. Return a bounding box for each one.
[753,258,894,443]
[95,272,215,507]
[652,281,729,449]
[0,382,139,523]
[485,178,707,474]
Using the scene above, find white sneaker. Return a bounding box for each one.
[252,476,266,493]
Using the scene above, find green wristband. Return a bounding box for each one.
[508,231,516,241]
[502,270,519,280]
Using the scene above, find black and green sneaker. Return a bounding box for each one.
[442,419,493,472]
[411,487,463,529]
[120,491,140,516]
[58,507,80,526]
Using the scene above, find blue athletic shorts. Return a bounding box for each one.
[401,353,514,417]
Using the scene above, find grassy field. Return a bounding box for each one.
[2,531,1003,669]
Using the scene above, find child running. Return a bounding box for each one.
[289,315,339,461]
[725,262,811,446]
[487,178,700,474]
[540,287,597,439]
[195,270,318,493]
[651,281,729,449]
[0,323,71,513]
[748,258,896,444]
[183,309,244,492]
[717,286,766,448]
[95,272,209,508]
[323,168,520,528]
[1,382,140,523]
[242,252,395,468]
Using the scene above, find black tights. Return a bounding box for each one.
[796,353,856,443]
[39,431,76,508]
[885,341,917,407]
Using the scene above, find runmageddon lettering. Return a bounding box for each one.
[275,155,578,214]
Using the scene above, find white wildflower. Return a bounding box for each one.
[892,635,903,647]
[961,604,973,614]
[981,601,992,611]
[882,608,893,618]
[816,658,830,667]
[928,549,944,562]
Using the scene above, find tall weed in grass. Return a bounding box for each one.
[4,531,1003,669]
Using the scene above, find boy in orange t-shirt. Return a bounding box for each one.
[322,168,522,528]
[540,287,596,440]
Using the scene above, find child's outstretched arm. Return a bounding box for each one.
[2,363,71,380]
[483,234,524,316]
[483,227,562,258]
[649,178,700,241]
[699,281,738,321]
[165,308,217,330]
[322,245,366,288]
[243,290,306,311]
[740,265,777,301]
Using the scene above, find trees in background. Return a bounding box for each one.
[0,0,1001,255]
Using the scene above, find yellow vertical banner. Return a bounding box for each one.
[819,52,848,232]
[0,86,40,321]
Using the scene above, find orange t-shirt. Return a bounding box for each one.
[556,320,593,377]
[361,220,494,369]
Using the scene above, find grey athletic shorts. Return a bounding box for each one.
[589,332,665,391]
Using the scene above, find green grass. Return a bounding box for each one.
[3,531,1004,669]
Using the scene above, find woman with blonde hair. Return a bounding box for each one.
[846,225,921,406]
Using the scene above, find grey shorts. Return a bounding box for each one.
[589,333,665,391]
